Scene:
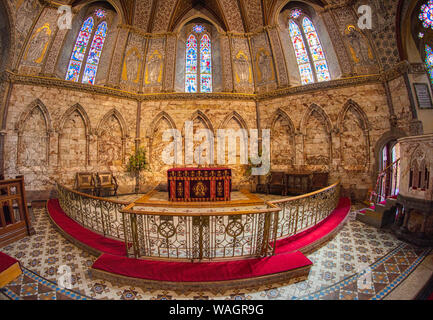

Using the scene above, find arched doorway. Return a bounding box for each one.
[377,140,401,202]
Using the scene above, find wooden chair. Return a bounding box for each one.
[311,172,329,191]
[74,173,96,195]
[265,171,288,196]
[96,172,118,197]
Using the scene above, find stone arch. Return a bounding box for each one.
[373,128,407,179]
[15,99,53,167]
[300,103,332,135]
[219,111,249,132]
[147,111,177,139]
[97,108,129,166]
[188,110,215,135]
[58,103,91,167]
[300,103,332,168]
[147,111,178,175]
[338,100,371,171]
[269,108,296,168]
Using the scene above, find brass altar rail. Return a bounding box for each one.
[55,181,341,261]
[56,182,129,240]
[269,181,341,240]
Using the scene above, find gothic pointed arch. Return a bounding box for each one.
[300,103,332,135]
[97,108,129,138]
[97,108,129,166]
[269,108,295,133]
[337,99,371,132]
[338,100,371,171]
[58,103,92,135]
[189,110,215,134]
[58,103,91,166]
[301,103,332,168]
[15,99,52,167]
[15,99,53,135]
[269,108,296,167]
[219,111,249,133]
[147,111,177,139]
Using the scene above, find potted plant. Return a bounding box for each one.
[126,146,149,193]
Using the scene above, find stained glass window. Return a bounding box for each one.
[65,11,108,85]
[288,13,331,84]
[95,9,106,18]
[82,21,107,84]
[185,34,198,93]
[193,25,205,33]
[425,45,433,84]
[302,17,331,82]
[289,20,313,84]
[185,25,212,93]
[419,0,433,29]
[66,17,94,82]
[200,34,212,93]
[290,9,302,19]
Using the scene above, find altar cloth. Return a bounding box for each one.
[167,167,231,202]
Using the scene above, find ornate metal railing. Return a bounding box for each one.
[120,203,281,261]
[55,181,341,261]
[269,181,341,239]
[56,183,129,240]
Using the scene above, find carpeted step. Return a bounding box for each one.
[0,251,22,288]
[47,199,127,256]
[274,197,351,254]
[91,250,312,282]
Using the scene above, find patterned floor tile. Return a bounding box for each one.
[0,204,430,300]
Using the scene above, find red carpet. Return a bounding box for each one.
[0,252,18,273]
[274,197,351,254]
[47,199,127,256]
[359,199,387,214]
[91,251,312,282]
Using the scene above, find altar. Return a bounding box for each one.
[167,167,232,202]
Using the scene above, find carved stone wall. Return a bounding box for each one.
[258,82,400,200]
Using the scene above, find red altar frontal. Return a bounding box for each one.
[168,167,232,202]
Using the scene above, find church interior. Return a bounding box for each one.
[0,0,433,302]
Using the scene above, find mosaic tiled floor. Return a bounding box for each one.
[0,204,430,300]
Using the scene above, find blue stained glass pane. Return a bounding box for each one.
[82,64,98,85]
[186,34,198,93]
[186,74,197,93]
[65,61,82,82]
[299,63,314,85]
[314,60,331,82]
[200,74,212,93]
[193,25,205,33]
[302,17,316,33]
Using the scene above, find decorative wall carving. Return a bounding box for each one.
[97,109,128,166]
